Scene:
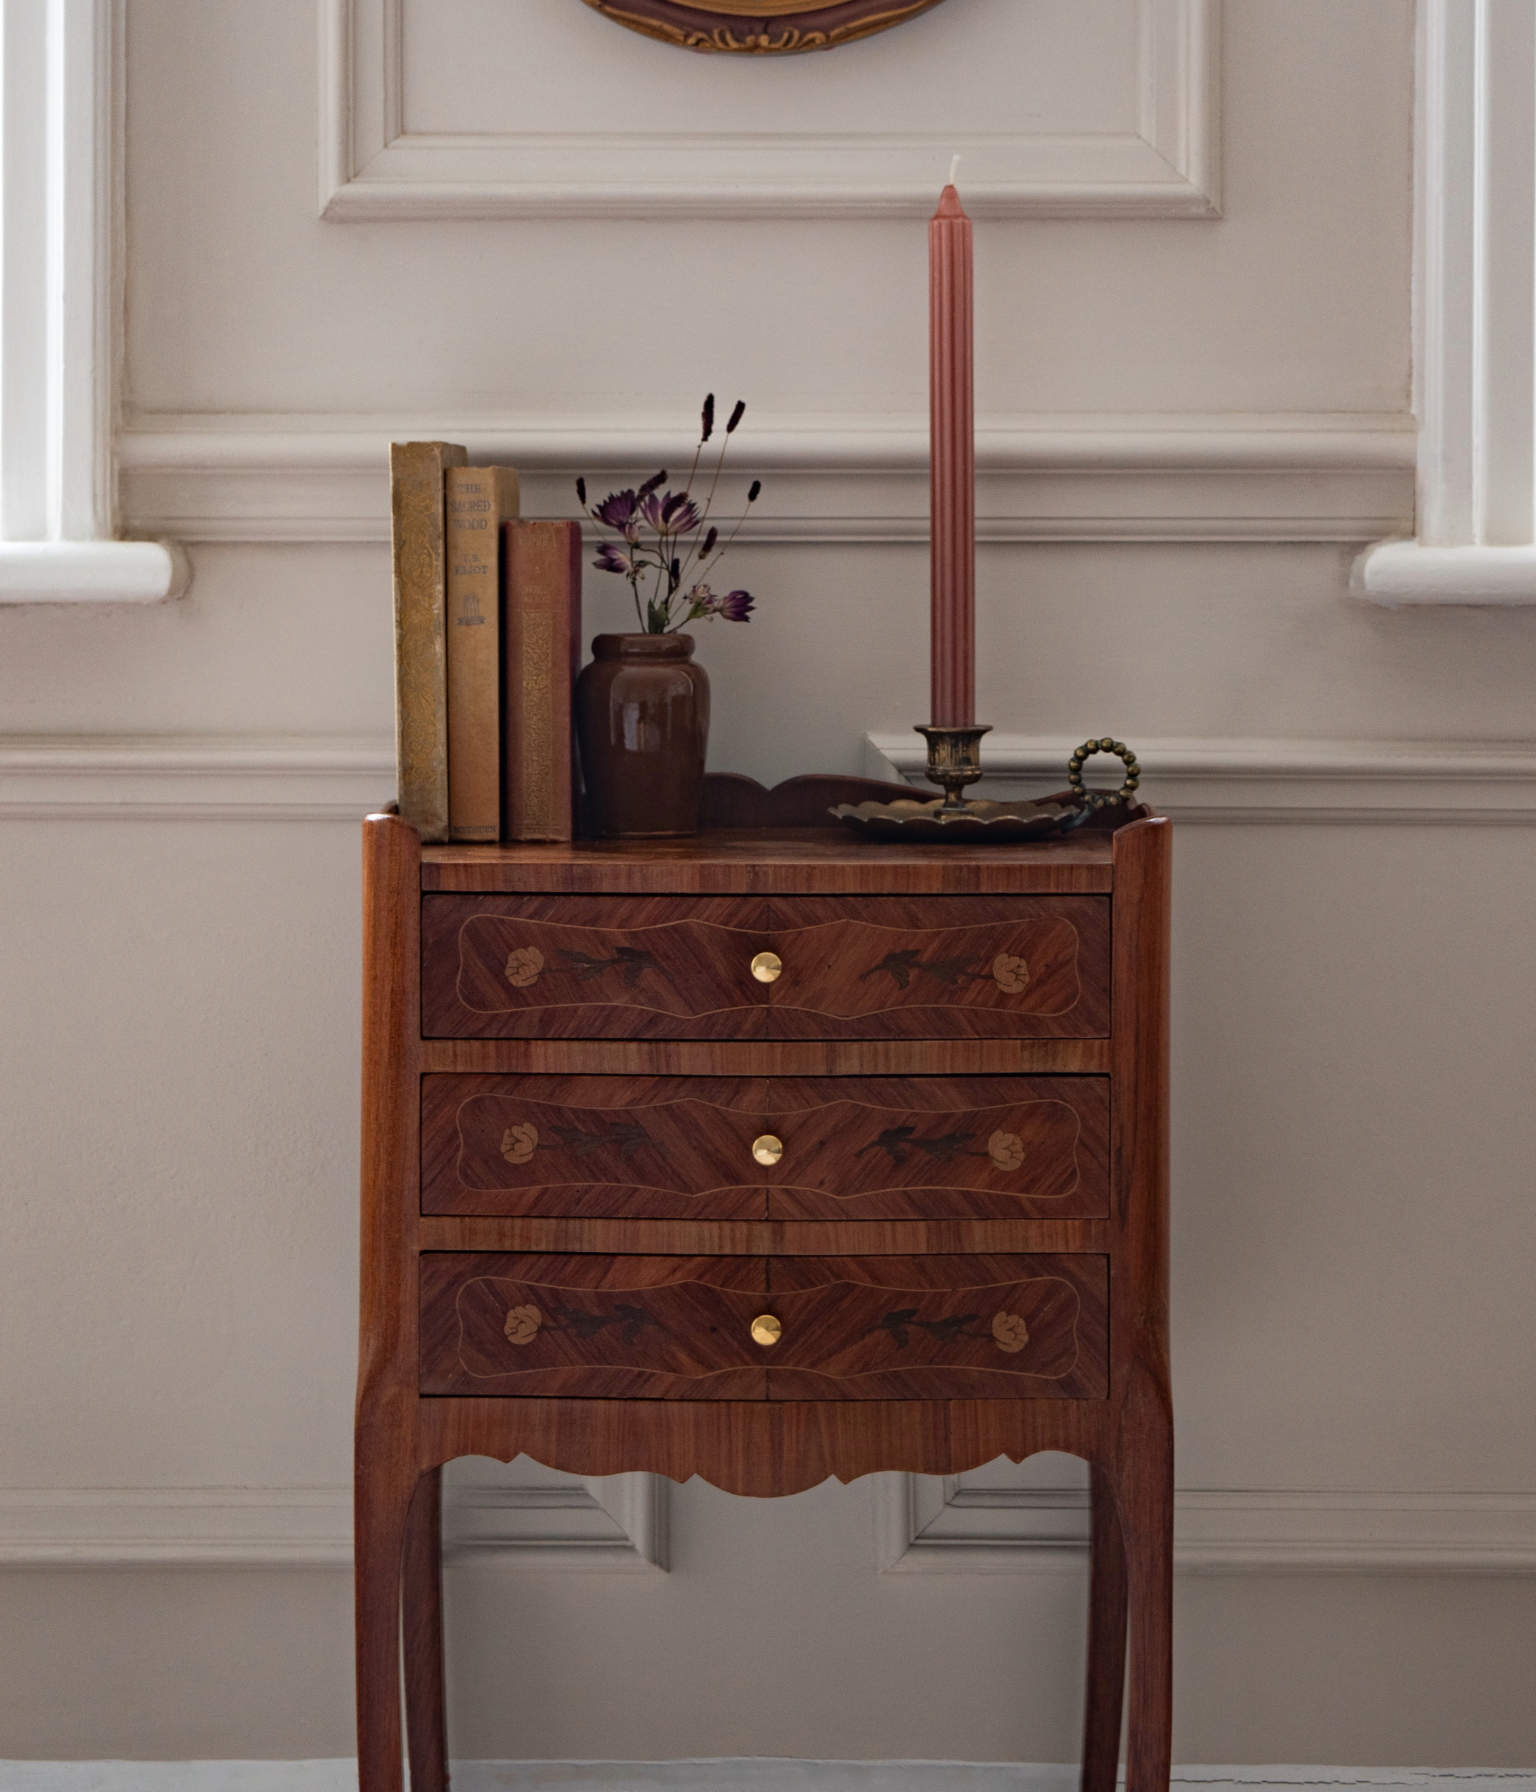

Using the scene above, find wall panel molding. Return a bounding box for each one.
[0,0,183,602]
[875,1478,1536,1576]
[1357,0,1536,604]
[865,733,1536,823]
[117,411,1414,546]
[4,1482,1528,1577]
[0,1473,667,1571]
[319,0,1221,222]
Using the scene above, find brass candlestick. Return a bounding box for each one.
[914,723,992,812]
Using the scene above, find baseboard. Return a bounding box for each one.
[1,1763,1532,1792]
[864,734,1536,823]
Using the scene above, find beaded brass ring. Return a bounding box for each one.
[1067,738,1141,810]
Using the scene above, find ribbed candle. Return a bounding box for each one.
[929,180,975,727]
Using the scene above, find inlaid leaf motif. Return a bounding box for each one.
[859,950,985,991]
[504,946,545,988]
[552,1120,651,1160]
[558,946,662,988]
[992,1311,1030,1353]
[992,952,1030,993]
[988,1130,1026,1171]
[855,1125,977,1165]
[500,1122,538,1165]
[503,1304,543,1346]
[873,1307,985,1348]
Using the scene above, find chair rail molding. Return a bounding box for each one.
[875,1477,1536,1576]
[0,734,396,820]
[865,733,1536,823]
[1357,0,1536,605]
[5,731,1536,824]
[117,410,1414,546]
[0,0,184,604]
[319,0,1220,221]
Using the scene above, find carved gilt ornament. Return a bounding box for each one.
[581,0,949,55]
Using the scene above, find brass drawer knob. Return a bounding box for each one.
[750,951,782,983]
[752,1134,783,1166]
[750,1314,782,1347]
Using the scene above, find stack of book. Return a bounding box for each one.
[390,442,582,844]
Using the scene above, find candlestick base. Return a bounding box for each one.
[915,723,991,812]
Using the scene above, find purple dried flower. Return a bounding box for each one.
[593,489,637,530]
[726,400,746,434]
[747,480,761,502]
[701,394,715,442]
[702,526,718,557]
[637,469,668,499]
[576,477,587,505]
[662,491,701,532]
[593,541,634,576]
[719,589,754,621]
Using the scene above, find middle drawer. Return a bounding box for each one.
[421,1075,1109,1222]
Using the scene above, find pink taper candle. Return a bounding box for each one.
[929,165,975,726]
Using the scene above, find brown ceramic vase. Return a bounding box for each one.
[575,633,711,838]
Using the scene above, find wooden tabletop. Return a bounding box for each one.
[420,828,1119,894]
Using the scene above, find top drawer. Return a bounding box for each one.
[421,895,1110,1040]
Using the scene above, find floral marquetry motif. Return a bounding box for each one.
[992,953,1030,993]
[502,1304,542,1345]
[503,946,544,988]
[992,1311,1030,1353]
[499,1123,539,1165]
[988,1130,1026,1171]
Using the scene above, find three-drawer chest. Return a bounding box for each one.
[356,776,1172,1792]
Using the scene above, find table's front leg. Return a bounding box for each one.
[355,1432,419,1792]
[403,1465,449,1792]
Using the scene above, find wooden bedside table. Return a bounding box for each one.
[356,777,1171,1792]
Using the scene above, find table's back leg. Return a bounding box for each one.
[403,1465,450,1792]
[355,1437,418,1792]
[1081,1460,1128,1792]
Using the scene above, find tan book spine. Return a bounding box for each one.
[503,520,582,843]
[390,440,467,842]
[445,466,521,842]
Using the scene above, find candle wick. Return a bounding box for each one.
[947,153,961,189]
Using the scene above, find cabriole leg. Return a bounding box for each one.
[403,1465,449,1792]
[1121,1422,1174,1792]
[355,1440,418,1792]
[1081,1460,1129,1792]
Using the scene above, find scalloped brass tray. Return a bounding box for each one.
[829,795,1092,843]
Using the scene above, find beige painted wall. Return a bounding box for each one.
[2,0,1535,1767]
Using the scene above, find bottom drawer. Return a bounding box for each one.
[418,1253,1108,1401]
